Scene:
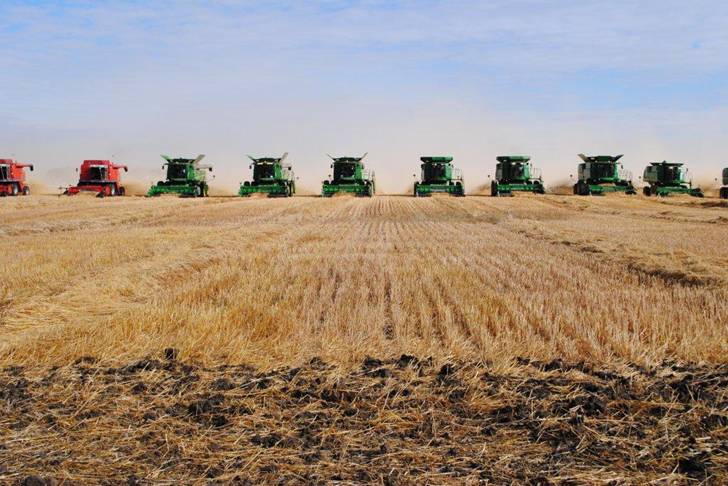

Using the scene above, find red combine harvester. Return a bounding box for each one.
[0,159,34,196]
[65,160,128,197]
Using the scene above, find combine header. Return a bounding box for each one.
[239,153,295,197]
[148,155,212,197]
[0,159,33,196]
[490,155,545,196]
[721,168,728,199]
[414,156,464,197]
[642,161,703,197]
[573,154,636,195]
[65,160,127,197]
[321,153,375,197]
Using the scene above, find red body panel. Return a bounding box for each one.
[0,159,34,196]
[66,160,128,196]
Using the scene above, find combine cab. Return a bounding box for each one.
[65,160,127,197]
[642,161,703,197]
[0,159,33,196]
[573,154,636,195]
[321,153,375,197]
[239,153,295,197]
[721,168,728,199]
[414,156,464,197]
[491,156,545,196]
[148,155,213,197]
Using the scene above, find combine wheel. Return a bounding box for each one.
[577,181,590,196]
[720,187,728,199]
[491,181,498,197]
[118,186,126,197]
[194,185,202,197]
[642,186,651,197]
[414,183,419,197]
[11,184,19,196]
[22,186,30,196]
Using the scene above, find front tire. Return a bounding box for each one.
[643,186,652,197]
[22,186,30,196]
[720,187,728,199]
[491,180,498,197]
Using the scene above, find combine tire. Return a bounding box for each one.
[22,186,30,196]
[643,186,651,197]
[413,183,419,197]
[11,184,19,196]
[491,181,498,197]
[118,186,126,197]
[194,186,202,198]
[720,187,728,199]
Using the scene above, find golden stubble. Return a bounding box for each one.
[0,194,726,369]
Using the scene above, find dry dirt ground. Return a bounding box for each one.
[1,194,726,484]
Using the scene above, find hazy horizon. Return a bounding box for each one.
[2,1,727,193]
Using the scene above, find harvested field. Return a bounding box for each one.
[1,194,727,483]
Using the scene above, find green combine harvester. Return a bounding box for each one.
[148,155,213,197]
[642,161,703,197]
[490,155,545,196]
[721,168,728,199]
[321,153,375,197]
[239,152,295,197]
[414,156,464,197]
[573,154,636,195]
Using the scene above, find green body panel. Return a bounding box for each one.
[492,155,544,196]
[239,155,295,197]
[573,154,635,196]
[321,155,375,197]
[642,161,703,198]
[148,155,212,197]
[415,156,464,197]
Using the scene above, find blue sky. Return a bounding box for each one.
[1,0,727,192]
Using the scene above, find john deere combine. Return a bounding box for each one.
[642,161,703,197]
[720,168,728,199]
[573,154,636,195]
[321,153,375,197]
[239,153,295,197]
[491,155,545,196]
[414,156,464,197]
[148,155,213,197]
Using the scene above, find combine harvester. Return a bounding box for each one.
[148,155,213,197]
[414,156,464,197]
[239,153,295,197]
[0,159,33,196]
[491,155,545,196]
[322,153,375,197]
[642,161,703,197]
[721,168,728,199]
[65,160,127,197]
[573,154,636,195]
